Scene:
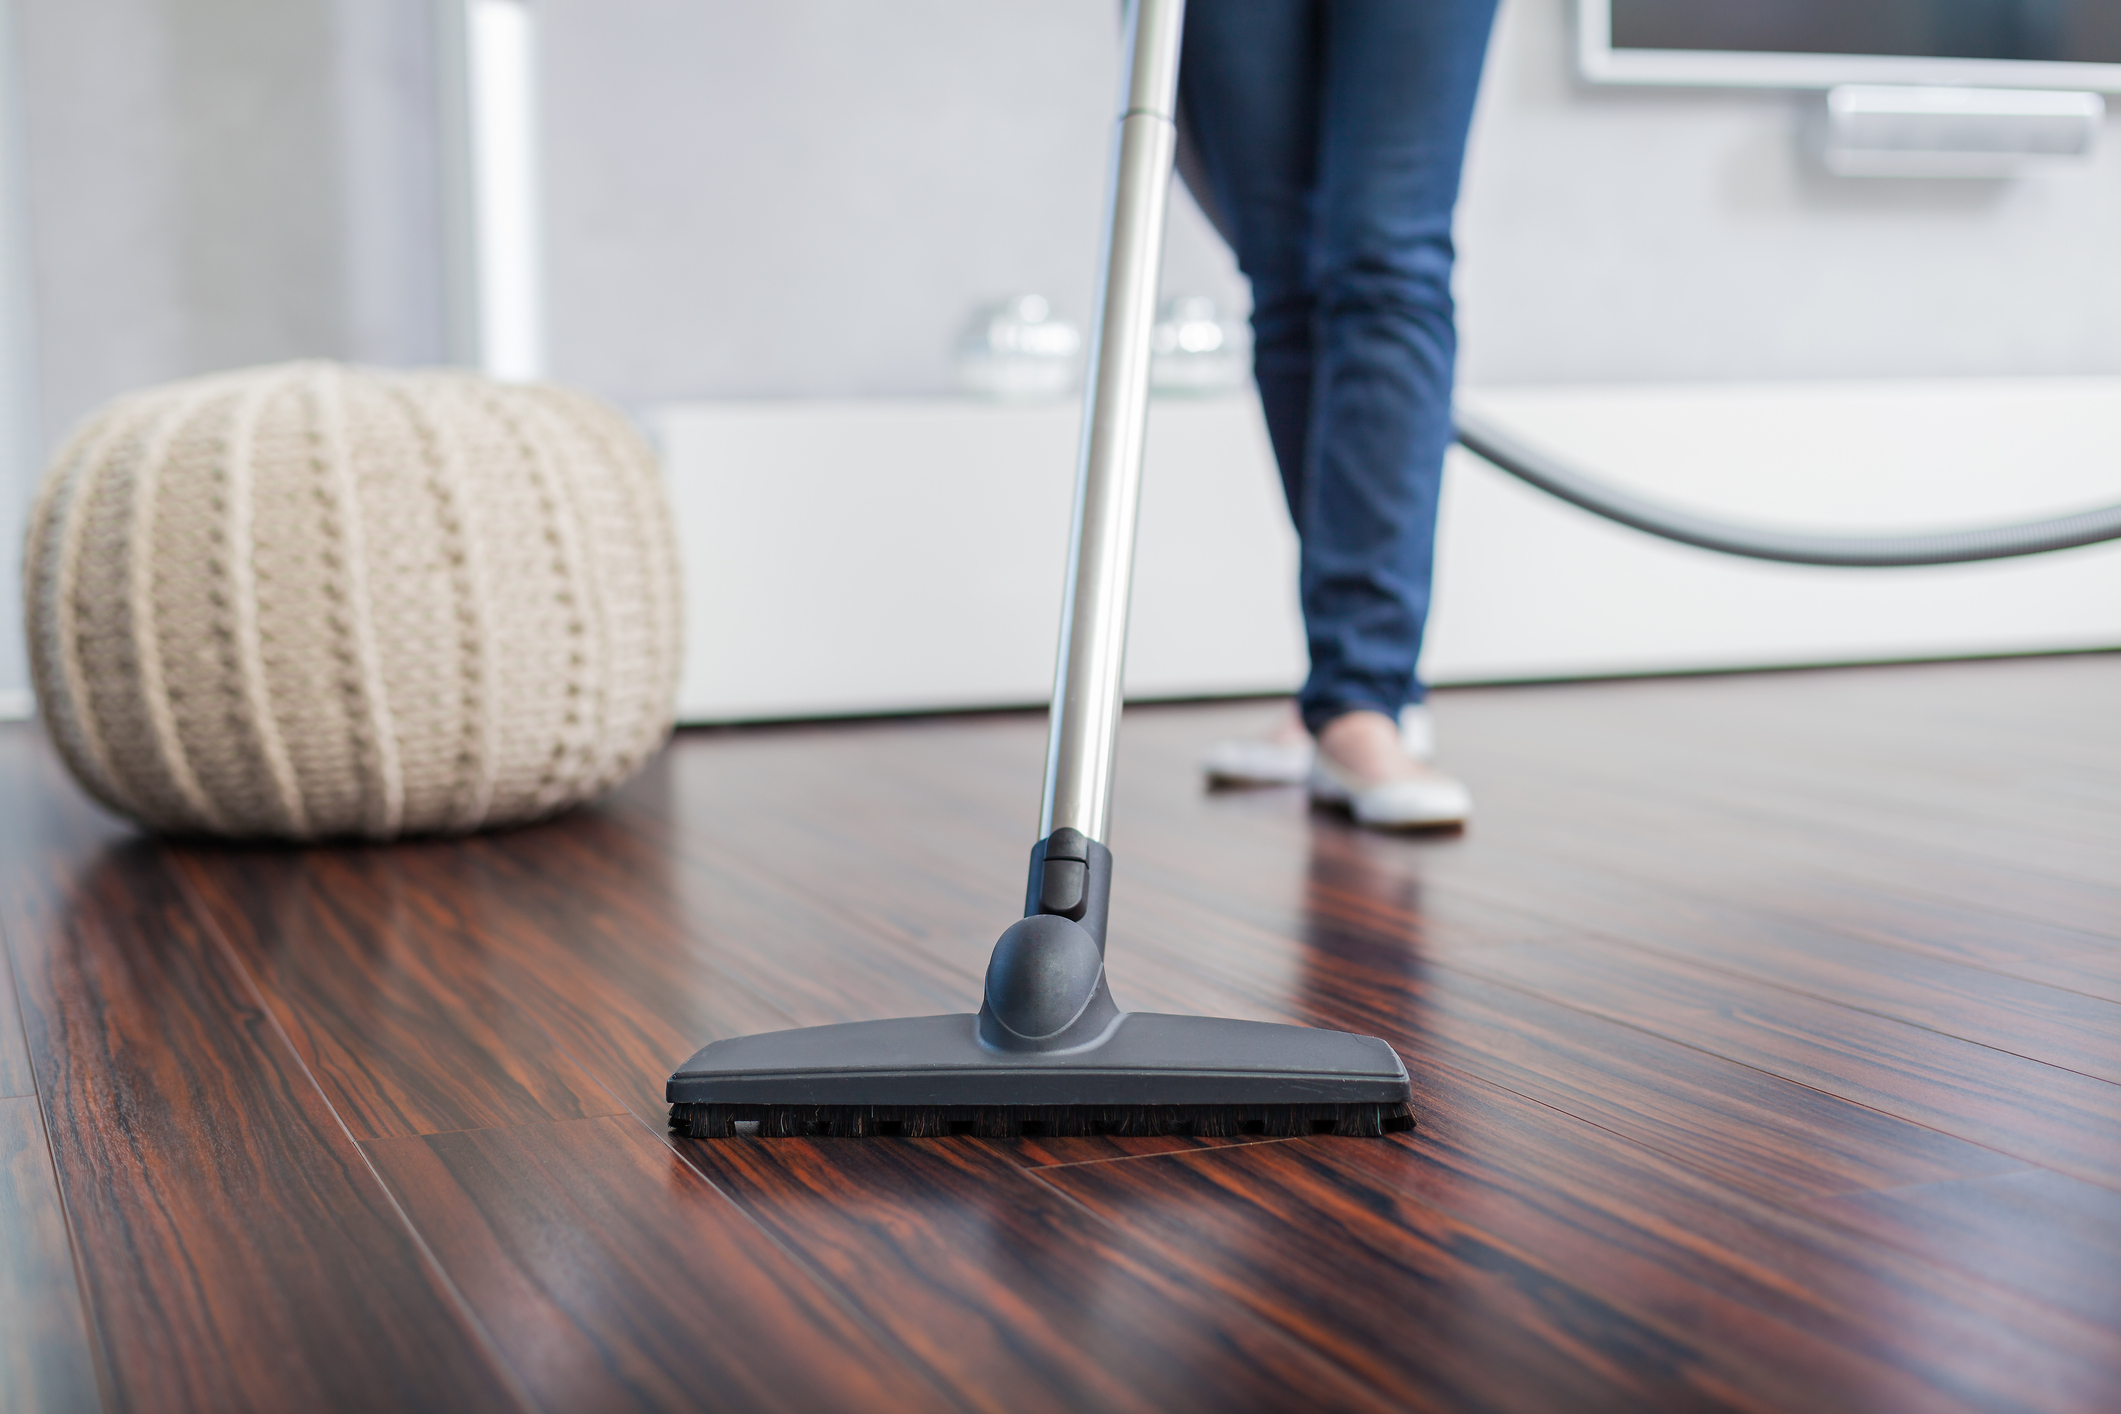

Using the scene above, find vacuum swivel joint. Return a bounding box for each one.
[978,829,1123,1052]
[978,913,1119,1051]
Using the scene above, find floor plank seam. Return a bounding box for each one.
[1328,838,2121,1095]
[335,1110,632,1143]
[542,1014,977,1413]
[1773,935,2121,1009]
[1557,925,2121,1094]
[1018,1135,1308,1172]
[1111,1047,2121,1368]
[595,803,985,1020]
[1355,787,2115,962]
[1795,1166,2051,1203]
[1013,1122,1887,1412]
[1428,757,2118,935]
[1467,802,2121,972]
[170,862,545,1414]
[1507,734,2121,885]
[1616,791,2121,924]
[1412,950,2117,1193]
[620,1101,982,1414]
[0,908,123,1414]
[1465,805,2121,999]
[1007,1038,2068,1311]
[1676,792,2121,901]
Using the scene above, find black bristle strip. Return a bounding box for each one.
[669,1101,1415,1140]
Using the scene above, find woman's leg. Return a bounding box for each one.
[1175,1,1323,528]
[1296,0,1498,733]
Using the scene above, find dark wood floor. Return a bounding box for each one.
[3,654,2118,1413]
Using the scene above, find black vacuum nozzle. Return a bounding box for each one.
[664,832,1415,1141]
[666,1008,1415,1138]
[672,1098,1414,1141]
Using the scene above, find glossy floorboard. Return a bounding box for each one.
[1,655,2116,1413]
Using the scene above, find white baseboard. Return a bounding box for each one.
[657,380,2121,723]
[0,688,31,722]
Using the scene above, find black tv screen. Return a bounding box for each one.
[1611,1,2121,64]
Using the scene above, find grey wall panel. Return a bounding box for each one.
[537,0,2121,409]
[0,0,33,707]
[15,0,447,445]
[1454,0,2121,384]
[16,0,189,442]
[535,0,1246,407]
[331,0,450,374]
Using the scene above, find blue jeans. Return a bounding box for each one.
[1177,0,1498,733]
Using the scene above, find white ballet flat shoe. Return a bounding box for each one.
[1307,752,1471,829]
[1203,704,1435,786]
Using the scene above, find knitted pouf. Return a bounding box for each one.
[22,361,683,839]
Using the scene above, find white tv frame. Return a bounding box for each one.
[1578,0,2121,91]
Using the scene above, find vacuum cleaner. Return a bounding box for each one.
[668,0,1414,1142]
[667,0,2121,1142]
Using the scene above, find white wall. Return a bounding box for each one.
[535,0,1245,409]
[12,0,451,437]
[1455,0,2121,385]
[534,0,2121,408]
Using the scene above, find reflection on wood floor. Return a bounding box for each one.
[2,654,2117,1412]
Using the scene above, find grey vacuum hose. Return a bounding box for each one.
[1453,408,2121,568]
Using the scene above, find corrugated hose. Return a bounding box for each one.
[1453,408,2121,568]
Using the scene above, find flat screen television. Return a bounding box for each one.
[1579,0,2121,90]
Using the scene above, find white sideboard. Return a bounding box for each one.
[659,380,2121,723]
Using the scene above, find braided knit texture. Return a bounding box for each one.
[23,361,683,839]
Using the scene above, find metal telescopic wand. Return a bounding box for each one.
[1038,0,1187,845]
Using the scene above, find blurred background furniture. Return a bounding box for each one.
[665,378,2121,722]
[24,361,680,837]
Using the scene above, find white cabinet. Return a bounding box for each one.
[661,381,2121,723]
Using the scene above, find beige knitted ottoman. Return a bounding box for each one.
[23,361,683,840]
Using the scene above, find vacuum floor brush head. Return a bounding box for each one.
[666,968,1415,1142]
[673,1101,1413,1140]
